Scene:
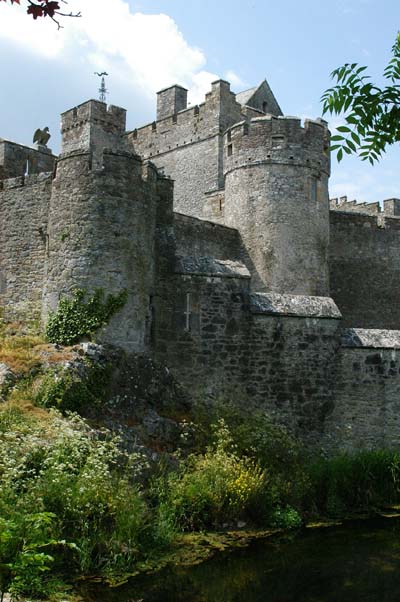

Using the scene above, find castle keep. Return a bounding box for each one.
[1,78,400,451]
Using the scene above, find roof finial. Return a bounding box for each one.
[94,72,109,103]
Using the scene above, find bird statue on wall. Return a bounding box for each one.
[33,127,51,146]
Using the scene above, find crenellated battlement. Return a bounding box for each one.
[223,115,330,177]
[61,100,126,135]
[330,195,400,217]
[61,100,127,157]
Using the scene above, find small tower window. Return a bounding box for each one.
[184,292,191,331]
[310,177,318,202]
[262,101,268,113]
[175,290,200,333]
[227,144,233,157]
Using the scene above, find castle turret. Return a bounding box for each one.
[42,100,168,351]
[223,116,331,295]
[61,100,127,167]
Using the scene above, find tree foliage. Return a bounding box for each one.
[321,32,400,164]
[0,0,81,27]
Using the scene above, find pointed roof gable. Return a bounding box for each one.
[236,80,283,116]
[235,86,258,107]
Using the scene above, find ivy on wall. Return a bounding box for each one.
[45,288,128,346]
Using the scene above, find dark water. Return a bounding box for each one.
[84,518,400,602]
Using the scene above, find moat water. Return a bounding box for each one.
[83,517,400,602]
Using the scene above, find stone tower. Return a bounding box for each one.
[42,100,167,351]
[223,116,331,295]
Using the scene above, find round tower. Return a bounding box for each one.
[42,100,160,352]
[223,116,331,296]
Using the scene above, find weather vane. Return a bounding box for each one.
[94,72,109,103]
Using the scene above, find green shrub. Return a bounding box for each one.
[308,450,400,517]
[45,288,128,346]
[190,400,311,512]
[161,420,266,530]
[0,408,153,596]
[270,506,302,529]
[35,362,112,413]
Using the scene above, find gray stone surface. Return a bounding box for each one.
[175,256,250,278]
[342,328,400,348]
[223,117,331,296]
[174,212,241,259]
[0,139,56,180]
[329,210,400,329]
[250,293,342,318]
[0,173,52,320]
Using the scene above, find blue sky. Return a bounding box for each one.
[0,0,398,202]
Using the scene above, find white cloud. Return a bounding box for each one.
[224,69,246,90]
[0,1,64,56]
[0,0,232,102]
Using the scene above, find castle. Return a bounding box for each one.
[1,78,400,451]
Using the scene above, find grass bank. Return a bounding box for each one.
[1,325,400,600]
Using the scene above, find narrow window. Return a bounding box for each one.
[227,144,233,157]
[184,292,191,331]
[310,177,318,202]
[262,101,268,113]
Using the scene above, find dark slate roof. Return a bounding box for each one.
[236,86,258,106]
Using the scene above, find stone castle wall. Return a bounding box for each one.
[322,329,400,452]
[329,210,400,329]
[0,139,56,180]
[126,80,243,217]
[154,274,341,447]
[42,149,162,352]
[174,213,242,260]
[0,173,52,320]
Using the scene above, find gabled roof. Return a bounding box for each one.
[236,79,283,116]
[235,86,258,106]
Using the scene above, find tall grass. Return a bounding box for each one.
[1,393,400,599]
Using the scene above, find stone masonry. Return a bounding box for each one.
[1,78,400,452]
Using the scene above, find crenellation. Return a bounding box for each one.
[0,139,56,181]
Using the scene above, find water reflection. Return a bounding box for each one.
[83,518,400,602]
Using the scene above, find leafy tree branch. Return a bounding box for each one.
[0,0,81,28]
[321,32,400,164]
